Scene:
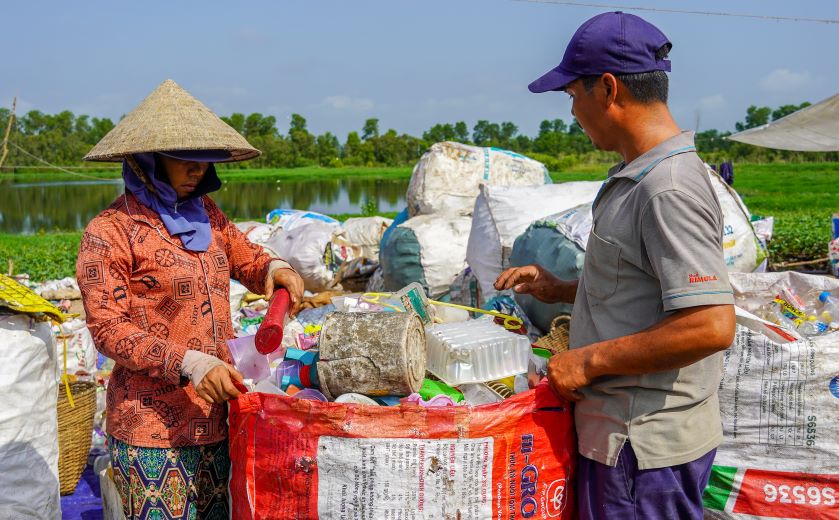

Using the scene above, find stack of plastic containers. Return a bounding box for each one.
[425,319,530,386]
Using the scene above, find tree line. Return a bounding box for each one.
[0,101,834,172]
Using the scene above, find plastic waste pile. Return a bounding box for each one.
[753,279,838,339]
[237,209,393,293]
[230,282,552,408]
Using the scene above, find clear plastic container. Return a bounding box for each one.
[425,320,531,386]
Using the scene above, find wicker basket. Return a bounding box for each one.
[57,381,97,495]
[533,315,571,356]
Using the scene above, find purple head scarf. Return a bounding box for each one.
[122,152,224,252]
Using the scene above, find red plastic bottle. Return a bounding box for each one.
[255,288,290,354]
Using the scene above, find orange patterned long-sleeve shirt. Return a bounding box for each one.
[77,193,275,448]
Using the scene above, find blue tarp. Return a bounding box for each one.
[60,463,103,520]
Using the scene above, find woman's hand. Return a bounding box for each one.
[266,268,304,317]
[195,364,244,404]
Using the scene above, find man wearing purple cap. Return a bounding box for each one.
[495,12,735,519]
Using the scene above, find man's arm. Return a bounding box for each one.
[494,264,578,304]
[546,303,735,402]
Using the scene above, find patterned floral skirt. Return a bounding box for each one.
[109,436,230,520]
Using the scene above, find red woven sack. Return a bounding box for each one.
[229,381,576,519]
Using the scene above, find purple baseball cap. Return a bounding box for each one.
[529,11,671,93]
[157,149,232,162]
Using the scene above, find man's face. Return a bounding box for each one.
[564,78,611,151]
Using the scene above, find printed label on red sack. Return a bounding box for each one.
[733,469,839,519]
[316,436,493,519]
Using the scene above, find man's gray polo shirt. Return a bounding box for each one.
[569,131,734,470]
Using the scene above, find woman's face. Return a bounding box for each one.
[159,156,210,200]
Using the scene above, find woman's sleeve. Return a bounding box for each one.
[76,218,187,383]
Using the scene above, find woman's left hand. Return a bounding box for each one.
[266,268,304,317]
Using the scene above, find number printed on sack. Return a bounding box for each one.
[806,415,817,447]
[763,483,836,506]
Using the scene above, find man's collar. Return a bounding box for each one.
[607,131,697,182]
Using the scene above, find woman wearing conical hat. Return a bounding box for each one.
[77,79,304,519]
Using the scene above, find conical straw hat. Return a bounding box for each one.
[84,79,260,162]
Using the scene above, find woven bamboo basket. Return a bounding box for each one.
[57,381,97,495]
[533,315,571,356]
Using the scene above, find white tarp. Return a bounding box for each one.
[728,93,839,152]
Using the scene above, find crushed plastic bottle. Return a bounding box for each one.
[818,291,839,327]
[797,315,829,337]
[757,281,807,331]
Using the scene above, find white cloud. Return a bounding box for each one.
[698,95,725,111]
[322,95,374,111]
[759,69,812,92]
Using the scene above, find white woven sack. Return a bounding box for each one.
[466,182,602,298]
[407,141,549,217]
[0,314,60,519]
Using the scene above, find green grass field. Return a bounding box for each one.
[1,163,836,281]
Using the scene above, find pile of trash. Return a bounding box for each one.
[229,282,551,407]
[237,209,392,293]
[744,278,839,340]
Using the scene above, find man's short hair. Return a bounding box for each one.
[580,44,670,104]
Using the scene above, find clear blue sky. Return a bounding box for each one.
[3,1,837,139]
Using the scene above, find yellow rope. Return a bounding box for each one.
[55,321,75,408]
[360,292,524,330]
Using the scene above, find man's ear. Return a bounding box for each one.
[601,73,619,106]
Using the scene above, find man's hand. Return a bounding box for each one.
[195,364,244,404]
[266,268,304,317]
[494,264,569,304]
[546,349,592,402]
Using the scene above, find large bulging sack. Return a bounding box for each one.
[467,182,602,300]
[269,220,343,292]
[706,166,768,273]
[509,205,590,333]
[335,216,393,260]
[0,315,60,519]
[266,208,339,231]
[380,214,472,298]
[407,141,551,217]
[705,272,839,520]
[229,382,577,519]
